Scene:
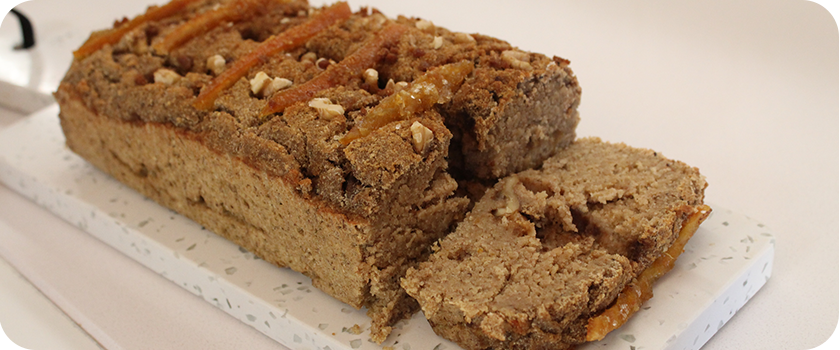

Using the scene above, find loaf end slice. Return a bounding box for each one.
[402,138,708,349]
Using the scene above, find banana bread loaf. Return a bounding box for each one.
[55,0,581,342]
[402,138,709,349]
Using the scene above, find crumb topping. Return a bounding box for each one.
[60,0,580,218]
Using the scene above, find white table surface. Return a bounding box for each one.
[0,0,837,349]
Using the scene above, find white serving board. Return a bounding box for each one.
[0,105,774,350]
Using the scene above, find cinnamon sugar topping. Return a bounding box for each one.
[261,23,409,117]
[193,2,353,111]
[73,0,201,59]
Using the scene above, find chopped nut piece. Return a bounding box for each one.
[301,52,318,63]
[382,79,408,95]
[153,68,181,85]
[453,32,476,44]
[261,23,408,117]
[494,176,520,216]
[206,54,226,75]
[280,17,291,24]
[308,98,345,120]
[250,71,272,95]
[432,36,443,49]
[193,2,353,111]
[501,50,533,70]
[415,19,434,33]
[264,77,293,96]
[249,73,293,97]
[410,121,434,153]
[363,68,379,87]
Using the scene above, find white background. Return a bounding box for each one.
[0,0,837,349]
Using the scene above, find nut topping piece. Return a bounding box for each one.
[264,77,293,96]
[250,72,293,97]
[206,54,226,75]
[432,36,443,49]
[308,98,345,120]
[261,23,409,117]
[193,2,353,111]
[415,19,435,33]
[301,52,318,64]
[250,72,272,95]
[453,32,476,44]
[410,121,434,153]
[363,68,379,87]
[501,50,533,70]
[153,68,181,85]
[494,176,521,216]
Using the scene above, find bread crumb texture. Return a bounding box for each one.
[403,138,707,350]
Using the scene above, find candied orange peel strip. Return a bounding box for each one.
[585,205,712,342]
[260,23,409,117]
[152,0,270,55]
[73,0,201,60]
[339,60,474,145]
[193,1,352,111]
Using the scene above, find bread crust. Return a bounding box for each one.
[57,0,582,342]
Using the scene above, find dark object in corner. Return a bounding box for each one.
[10,8,35,50]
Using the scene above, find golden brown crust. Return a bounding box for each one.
[61,1,581,183]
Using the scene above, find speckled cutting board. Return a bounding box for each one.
[0,105,774,350]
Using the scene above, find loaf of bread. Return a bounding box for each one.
[55,0,581,342]
[402,138,709,350]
